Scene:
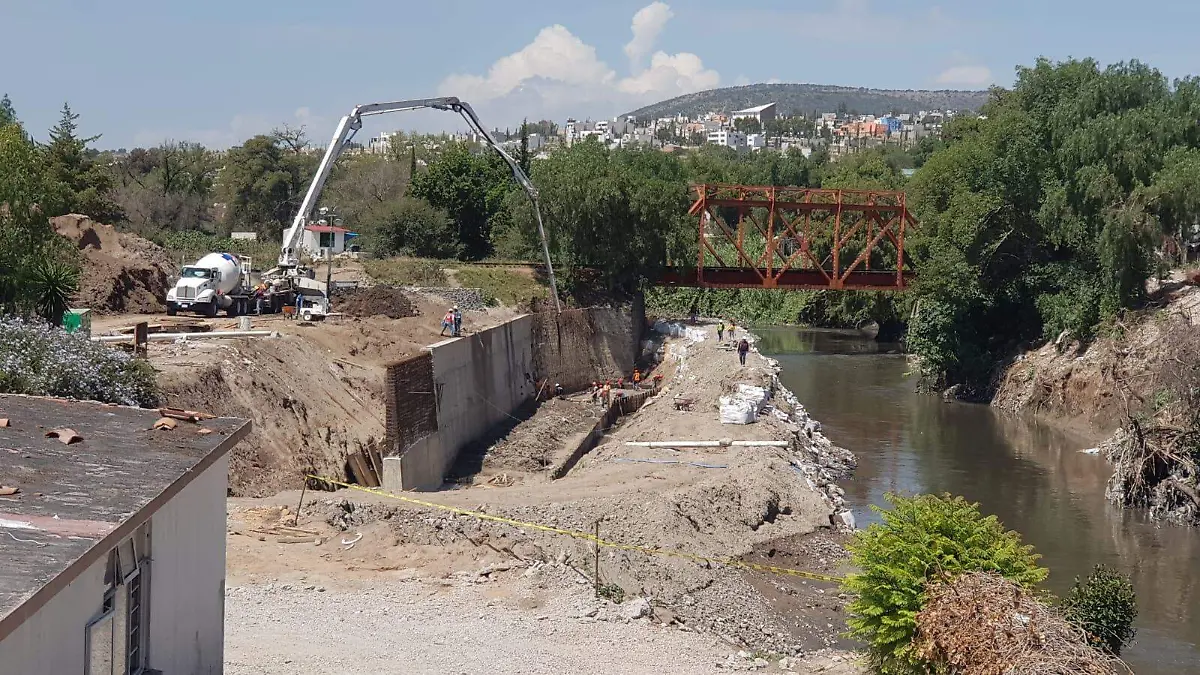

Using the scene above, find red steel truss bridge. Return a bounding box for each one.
[659,184,918,291]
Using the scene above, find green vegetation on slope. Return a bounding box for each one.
[905,58,1200,394]
[625,83,989,120]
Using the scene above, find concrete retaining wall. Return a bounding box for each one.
[385,316,536,490]
[382,305,639,492]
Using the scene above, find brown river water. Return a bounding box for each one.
[758,327,1200,674]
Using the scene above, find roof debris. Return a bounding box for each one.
[44,428,83,445]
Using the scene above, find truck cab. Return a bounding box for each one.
[166,265,223,316]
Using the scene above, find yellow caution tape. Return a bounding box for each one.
[306,475,846,584]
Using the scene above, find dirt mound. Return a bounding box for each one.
[334,286,417,319]
[155,334,387,496]
[52,214,173,313]
[915,572,1129,675]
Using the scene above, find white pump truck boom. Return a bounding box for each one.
[166,96,561,318]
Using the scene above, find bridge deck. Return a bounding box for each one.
[658,267,914,291]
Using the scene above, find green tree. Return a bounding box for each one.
[219,130,318,239]
[907,58,1183,392]
[0,124,78,319]
[321,153,409,229]
[845,493,1048,674]
[0,94,17,128]
[366,197,457,258]
[508,139,690,295]
[410,142,511,260]
[42,103,122,222]
[114,141,217,233]
[518,118,531,176]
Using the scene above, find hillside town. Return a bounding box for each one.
[358,102,964,161]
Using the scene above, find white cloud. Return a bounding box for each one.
[935,65,993,88]
[438,3,717,124]
[624,2,673,69]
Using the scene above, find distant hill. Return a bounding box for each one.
[625,83,990,120]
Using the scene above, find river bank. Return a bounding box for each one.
[761,326,1200,675]
[223,319,866,672]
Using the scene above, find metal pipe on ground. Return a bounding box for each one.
[91,330,279,343]
[624,440,790,448]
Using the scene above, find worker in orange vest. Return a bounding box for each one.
[632,368,642,388]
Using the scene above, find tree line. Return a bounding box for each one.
[6,55,1197,397]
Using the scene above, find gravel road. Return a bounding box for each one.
[225,579,737,675]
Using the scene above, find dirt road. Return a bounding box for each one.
[223,575,864,675]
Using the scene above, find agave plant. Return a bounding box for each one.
[26,258,79,325]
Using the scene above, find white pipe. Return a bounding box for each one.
[91,330,278,343]
[625,440,790,448]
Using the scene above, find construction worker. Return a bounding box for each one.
[717,320,726,341]
[440,308,455,336]
[590,381,601,403]
[632,368,642,387]
[652,373,664,388]
[554,382,564,398]
[737,337,750,366]
[601,381,612,406]
[617,376,625,389]
[452,306,462,336]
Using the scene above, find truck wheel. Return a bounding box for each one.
[206,301,218,318]
[301,311,312,322]
[166,304,177,317]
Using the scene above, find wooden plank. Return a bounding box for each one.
[352,451,378,488]
[345,453,365,485]
[368,446,384,478]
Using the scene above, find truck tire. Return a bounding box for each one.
[166,303,177,317]
[301,311,313,322]
[206,301,218,318]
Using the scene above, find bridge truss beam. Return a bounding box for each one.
[664,184,918,291]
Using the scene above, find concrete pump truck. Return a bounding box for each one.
[165,97,560,318]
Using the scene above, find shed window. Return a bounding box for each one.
[89,523,151,675]
[319,231,335,248]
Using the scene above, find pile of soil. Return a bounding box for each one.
[52,214,173,313]
[334,286,417,319]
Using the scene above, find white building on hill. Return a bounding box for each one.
[731,102,778,126]
[708,129,747,150]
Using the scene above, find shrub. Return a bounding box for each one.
[0,316,159,407]
[843,493,1048,675]
[1061,565,1137,655]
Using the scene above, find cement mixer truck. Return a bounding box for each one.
[166,253,327,319]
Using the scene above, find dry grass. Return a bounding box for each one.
[913,572,1131,675]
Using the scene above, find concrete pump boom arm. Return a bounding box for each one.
[278,96,560,311]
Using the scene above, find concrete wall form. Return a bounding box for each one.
[383,306,639,492]
[531,307,638,394]
[386,316,536,490]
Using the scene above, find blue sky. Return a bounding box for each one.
[3,0,1199,149]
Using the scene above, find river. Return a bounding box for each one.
[757,327,1200,674]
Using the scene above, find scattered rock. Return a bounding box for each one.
[619,597,652,621]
